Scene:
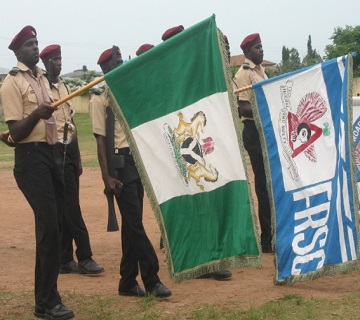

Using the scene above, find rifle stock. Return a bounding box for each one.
[104,189,119,232]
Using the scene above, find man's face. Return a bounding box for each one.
[16,37,39,67]
[247,41,263,66]
[102,53,123,74]
[50,56,62,77]
[116,53,123,67]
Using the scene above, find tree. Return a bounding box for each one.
[302,35,323,67]
[279,46,302,74]
[324,25,360,77]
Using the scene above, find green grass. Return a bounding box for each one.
[2,289,360,319]
[0,114,98,169]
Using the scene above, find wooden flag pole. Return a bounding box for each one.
[52,76,104,107]
[2,76,105,137]
[233,84,253,95]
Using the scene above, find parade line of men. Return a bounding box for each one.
[1,25,270,319]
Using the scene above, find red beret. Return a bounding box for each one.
[8,25,37,52]
[240,33,261,51]
[136,44,154,56]
[161,25,184,41]
[40,44,61,61]
[97,47,121,65]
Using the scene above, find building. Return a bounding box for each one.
[230,54,277,71]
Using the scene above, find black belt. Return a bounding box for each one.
[15,142,54,148]
[114,147,131,155]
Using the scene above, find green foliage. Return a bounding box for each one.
[279,46,302,73]
[302,35,323,67]
[324,25,360,77]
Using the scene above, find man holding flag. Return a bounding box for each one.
[233,33,273,253]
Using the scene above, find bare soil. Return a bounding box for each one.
[1,168,360,318]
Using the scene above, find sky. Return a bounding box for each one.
[1,0,359,75]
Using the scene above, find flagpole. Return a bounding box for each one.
[233,84,253,95]
[1,76,105,137]
[52,76,104,107]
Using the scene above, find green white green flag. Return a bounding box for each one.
[104,15,260,280]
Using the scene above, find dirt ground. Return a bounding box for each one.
[1,168,360,318]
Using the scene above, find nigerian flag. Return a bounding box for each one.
[104,15,260,280]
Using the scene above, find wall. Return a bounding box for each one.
[71,95,90,113]
[353,77,360,97]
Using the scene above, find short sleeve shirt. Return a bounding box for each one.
[233,58,268,120]
[1,62,53,143]
[233,58,268,101]
[89,87,128,149]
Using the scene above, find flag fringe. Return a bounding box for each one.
[275,260,360,285]
[105,88,178,278]
[217,27,263,260]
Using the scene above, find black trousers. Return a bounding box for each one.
[58,142,92,264]
[14,142,64,309]
[242,121,272,251]
[115,153,160,292]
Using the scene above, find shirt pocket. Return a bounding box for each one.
[23,90,39,117]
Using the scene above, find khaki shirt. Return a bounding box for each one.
[1,62,53,143]
[233,58,268,121]
[52,79,74,136]
[89,87,128,149]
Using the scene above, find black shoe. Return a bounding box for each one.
[197,269,232,280]
[34,304,45,318]
[148,283,172,298]
[59,261,79,274]
[78,258,104,275]
[119,284,146,297]
[45,303,74,320]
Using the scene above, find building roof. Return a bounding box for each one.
[230,54,276,68]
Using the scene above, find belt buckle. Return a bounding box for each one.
[114,148,119,154]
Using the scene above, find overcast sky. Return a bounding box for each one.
[1,0,359,74]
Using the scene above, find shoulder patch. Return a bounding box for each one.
[92,86,105,95]
[242,62,251,70]
[9,67,20,76]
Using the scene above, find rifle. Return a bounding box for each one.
[105,105,124,232]
[104,45,123,232]
[104,188,119,232]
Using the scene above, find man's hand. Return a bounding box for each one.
[36,102,56,120]
[103,175,123,197]
[0,132,15,147]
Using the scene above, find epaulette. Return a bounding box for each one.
[9,67,20,76]
[92,86,105,95]
[242,62,251,70]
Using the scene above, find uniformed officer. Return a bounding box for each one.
[1,26,74,319]
[40,44,104,275]
[89,47,172,298]
[233,33,273,253]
